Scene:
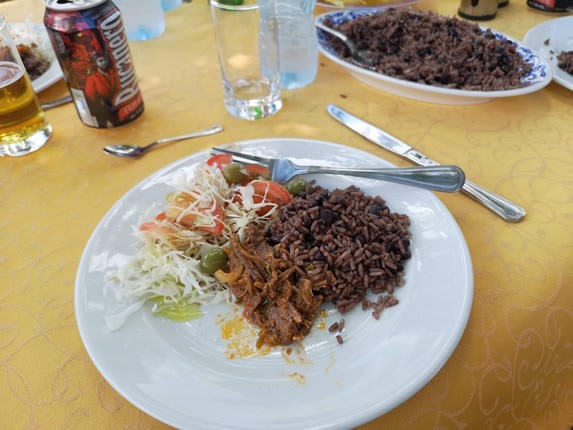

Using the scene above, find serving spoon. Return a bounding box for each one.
[103,125,224,158]
[315,21,375,68]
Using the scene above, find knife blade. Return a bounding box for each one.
[327,104,526,222]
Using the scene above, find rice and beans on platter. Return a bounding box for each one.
[316,7,552,101]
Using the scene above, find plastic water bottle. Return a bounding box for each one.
[275,0,318,89]
[113,0,165,41]
[161,0,182,11]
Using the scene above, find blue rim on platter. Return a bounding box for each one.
[315,9,552,104]
[316,0,418,10]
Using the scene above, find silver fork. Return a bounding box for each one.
[212,148,466,193]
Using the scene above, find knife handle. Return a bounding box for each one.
[402,150,526,222]
[460,180,525,222]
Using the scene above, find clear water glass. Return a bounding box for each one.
[113,0,165,41]
[0,16,52,157]
[276,0,318,89]
[161,0,182,11]
[210,0,282,120]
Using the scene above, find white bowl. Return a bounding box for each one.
[8,22,63,92]
[523,16,573,92]
[315,9,552,105]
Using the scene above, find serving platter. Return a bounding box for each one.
[316,0,418,9]
[75,138,473,429]
[315,10,552,104]
[523,16,573,92]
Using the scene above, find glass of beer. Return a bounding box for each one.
[0,16,52,157]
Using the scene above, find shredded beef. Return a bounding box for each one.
[226,227,323,347]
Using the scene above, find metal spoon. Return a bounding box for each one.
[315,21,375,68]
[103,125,224,158]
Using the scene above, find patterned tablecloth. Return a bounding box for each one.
[1,0,571,428]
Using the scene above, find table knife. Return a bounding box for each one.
[327,104,526,222]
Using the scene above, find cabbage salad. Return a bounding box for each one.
[104,154,293,330]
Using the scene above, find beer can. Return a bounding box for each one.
[527,0,573,12]
[43,0,144,129]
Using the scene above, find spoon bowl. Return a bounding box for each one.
[103,125,224,158]
[315,21,375,68]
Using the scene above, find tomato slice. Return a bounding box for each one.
[155,211,168,221]
[160,190,226,235]
[244,164,271,181]
[139,221,157,232]
[173,203,225,235]
[206,153,233,169]
[139,221,175,234]
[251,180,292,205]
[194,204,225,235]
[249,180,292,215]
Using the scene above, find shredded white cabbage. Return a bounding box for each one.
[104,161,277,330]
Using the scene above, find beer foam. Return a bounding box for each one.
[0,62,24,86]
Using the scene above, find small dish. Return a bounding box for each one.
[8,22,64,92]
[523,16,573,92]
[32,58,63,93]
[315,9,552,105]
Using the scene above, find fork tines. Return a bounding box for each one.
[211,147,271,166]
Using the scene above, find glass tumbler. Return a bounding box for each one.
[210,0,282,120]
[113,0,165,41]
[0,16,52,157]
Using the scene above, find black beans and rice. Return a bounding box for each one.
[267,185,411,319]
[324,8,533,91]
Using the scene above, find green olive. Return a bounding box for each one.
[199,248,229,275]
[222,162,248,184]
[285,178,308,195]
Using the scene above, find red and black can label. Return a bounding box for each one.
[44,0,144,128]
[527,0,573,12]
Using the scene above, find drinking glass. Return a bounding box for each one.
[162,0,182,11]
[0,16,52,157]
[210,0,282,120]
[275,0,318,89]
[113,0,165,41]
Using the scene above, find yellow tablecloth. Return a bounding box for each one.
[1,0,571,428]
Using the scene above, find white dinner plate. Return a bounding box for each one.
[523,16,573,92]
[75,138,474,430]
[316,10,552,105]
[8,22,64,93]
